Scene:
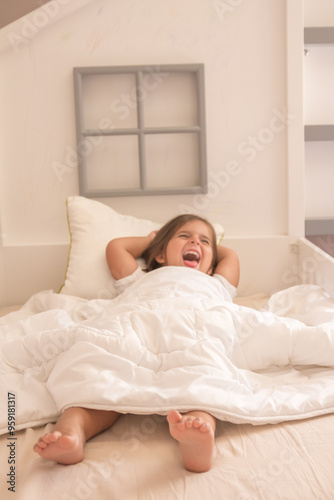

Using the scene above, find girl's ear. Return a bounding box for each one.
[154,253,166,264]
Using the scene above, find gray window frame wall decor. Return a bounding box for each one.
[73,63,208,197]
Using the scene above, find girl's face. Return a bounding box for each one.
[155,220,214,274]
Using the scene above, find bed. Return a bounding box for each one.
[1,196,334,500]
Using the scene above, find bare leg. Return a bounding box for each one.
[167,410,216,473]
[33,407,120,465]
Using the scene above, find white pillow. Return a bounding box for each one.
[59,196,224,299]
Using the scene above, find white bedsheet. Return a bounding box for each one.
[1,267,334,435]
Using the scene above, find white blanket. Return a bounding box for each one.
[1,267,334,435]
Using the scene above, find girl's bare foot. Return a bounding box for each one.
[167,410,216,473]
[33,407,120,465]
[33,430,85,465]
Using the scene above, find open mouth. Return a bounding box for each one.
[182,250,201,268]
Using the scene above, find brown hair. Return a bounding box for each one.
[142,214,218,274]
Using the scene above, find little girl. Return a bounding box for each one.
[33,214,239,473]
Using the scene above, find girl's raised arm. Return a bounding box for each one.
[214,245,240,288]
[106,232,157,280]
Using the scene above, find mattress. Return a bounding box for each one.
[1,412,334,500]
[1,291,334,500]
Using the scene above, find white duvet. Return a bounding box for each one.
[1,267,334,435]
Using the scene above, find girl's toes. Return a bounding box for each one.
[48,432,61,443]
[199,422,210,433]
[176,420,186,431]
[184,419,190,429]
[192,418,202,429]
[167,410,182,426]
[43,433,55,444]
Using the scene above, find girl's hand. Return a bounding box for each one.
[106,232,159,280]
[148,230,158,241]
[215,245,240,288]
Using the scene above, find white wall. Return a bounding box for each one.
[0,0,300,305]
[304,0,334,26]
[0,0,288,242]
[305,142,334,218]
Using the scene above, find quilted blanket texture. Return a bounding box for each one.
[1,267,334,434]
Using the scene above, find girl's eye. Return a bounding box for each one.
[202,239,210,245]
